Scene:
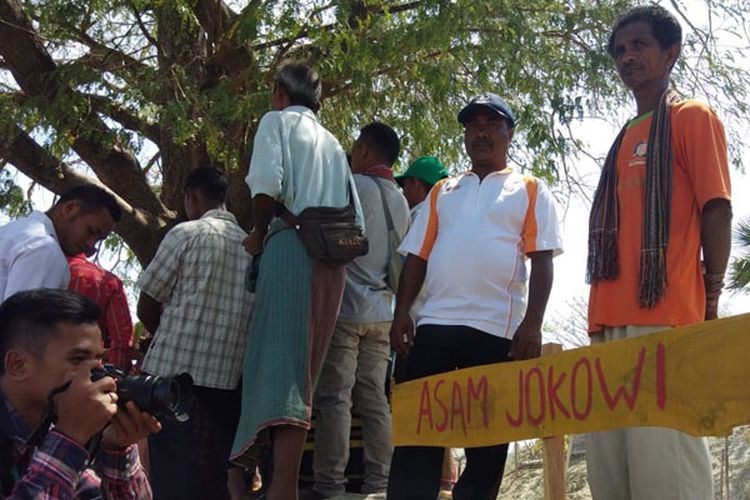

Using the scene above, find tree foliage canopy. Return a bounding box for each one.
[0,0,748,264]
[728,218,750,294]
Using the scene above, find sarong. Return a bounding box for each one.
[230,222,346,466]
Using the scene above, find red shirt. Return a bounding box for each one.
[67,254,134,370]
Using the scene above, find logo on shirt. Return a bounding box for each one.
[629,141,647,167]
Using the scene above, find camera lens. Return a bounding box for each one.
[149,373,193,422]
[117,373,193,422]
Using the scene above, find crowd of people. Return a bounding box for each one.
[0,5,734,500]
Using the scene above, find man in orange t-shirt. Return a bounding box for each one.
[585,6,732,499]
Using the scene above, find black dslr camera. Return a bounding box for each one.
[91,364,194,422]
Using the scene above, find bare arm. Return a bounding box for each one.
[389,254,427,356]
[244,194,277,256]
[510,250,554,360]
[136,292,162,335]
[701,198,733,320]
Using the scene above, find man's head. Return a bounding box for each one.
[272,62,322,113]
[48,185,121,257]
[350,122,401,173]
[396,156,449,208]
[459,93,515,169]
[0,289,103,419]
[608,6,682,91]
[184,167,228,220]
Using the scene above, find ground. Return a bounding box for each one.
[321,426,750,499]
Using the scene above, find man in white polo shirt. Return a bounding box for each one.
[387,93,563,500]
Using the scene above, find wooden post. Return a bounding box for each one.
[542,343,566,500]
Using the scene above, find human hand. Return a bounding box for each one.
[389,310,415,357]
[54,366,118,446]
[509,319,542,361]
[704,272,723,321]
[705,296,719,321]
[243,229,266,256]
[101,401,161,451]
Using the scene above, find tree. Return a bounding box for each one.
[727,219,750,294]
[1,0,748,265]
[543,295,590,349]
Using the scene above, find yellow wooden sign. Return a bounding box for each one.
[391,313,750,447]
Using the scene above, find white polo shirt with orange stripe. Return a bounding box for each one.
[398,168,563,339]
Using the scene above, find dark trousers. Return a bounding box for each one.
[149,383,242,500]
[387,325,512,500]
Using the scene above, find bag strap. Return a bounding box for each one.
[276,203,298,228]
[276,177,358,227]
[373,178,395,231]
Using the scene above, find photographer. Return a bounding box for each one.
[0,289,160,499]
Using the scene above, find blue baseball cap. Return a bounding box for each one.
[458,92,516,128]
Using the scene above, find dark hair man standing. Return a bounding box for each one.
[387,93,563,499]
[395,156,449,211]
[0,289,158,498]
[309,122,410,499]
[585,6,732,499]
[137,167,253,499]
[0,184,121,301]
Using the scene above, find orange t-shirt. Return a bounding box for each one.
[588,100,731,333]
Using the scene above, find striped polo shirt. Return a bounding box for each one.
[398,168,563,339]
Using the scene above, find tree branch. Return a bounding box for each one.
[128,1,158,47]
[75,31,155,80]
[0,1,56,98]
[0,124,172,264]
[84,93,161,144]
[0,0,168,217]
[192,0,236,49]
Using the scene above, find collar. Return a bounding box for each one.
[358,164,395,181]
[465,166,513,177]
[410,200,425,217]
[31,211,60,242]
[200,208,238,223]
[0,390,31,446]
[283,105,318,122]
[67,253,88,265]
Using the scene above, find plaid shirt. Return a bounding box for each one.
[0,392,151,499]
[68,254,134,370]
[138,209,253,389]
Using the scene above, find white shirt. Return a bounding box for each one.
[409,200,428,324]
[246,105,363,225]
[399,169,563,339]
[0,211,69,301]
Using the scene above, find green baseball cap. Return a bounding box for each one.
[395,156,449,186]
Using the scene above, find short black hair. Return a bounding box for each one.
[608,5,682,58]
[56,184,122,223]
[184,167,228,203]
[358,122,401,166]
[0,289,101,375]
[275,62,322,113]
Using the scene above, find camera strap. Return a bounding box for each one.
[27,381,103,461]
[26,381,71,449]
